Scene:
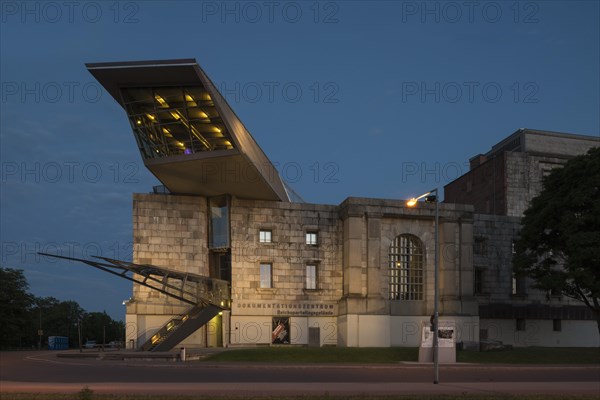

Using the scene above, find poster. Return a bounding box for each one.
[272,317,290,344]
[420,323,455,348]
[438,328,454,348]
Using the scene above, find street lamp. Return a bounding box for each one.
[407,188,439,384]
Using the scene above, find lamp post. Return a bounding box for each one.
[407,188,439,384]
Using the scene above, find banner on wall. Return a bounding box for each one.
[272,317,290,344]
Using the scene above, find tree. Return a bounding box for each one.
[0,268,124,349]
[513,147,600,336]
[36,297,85,348]
[0,268,34,348]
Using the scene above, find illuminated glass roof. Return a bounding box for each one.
[122,86,235,159]
[87,59,296,202]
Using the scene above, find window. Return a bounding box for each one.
[516,319,526,331]
[512,272,527,295]
[474,268,484,295]
[389,234,424,300]
[306,264,317,290]
[553,319,562,332]
[259,230,272,243]
[260,263,272,288]
[552,319,562,332]
[209,196,230,248]
[549,287,562,297]
[306,231,318,245]
[474,236,487,255]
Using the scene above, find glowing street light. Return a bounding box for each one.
[406,188,440,384]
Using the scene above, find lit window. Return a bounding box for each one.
[389,234,424,300]
[260,263,272,289]
[259,230,272,243]
[306,265,317,290]
[306,232,318,245]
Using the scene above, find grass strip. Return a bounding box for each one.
[203,346,600,364]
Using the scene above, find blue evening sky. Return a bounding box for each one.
[1,1,599,320]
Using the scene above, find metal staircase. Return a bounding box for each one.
[38,253,231,352]
[140,304,221,351]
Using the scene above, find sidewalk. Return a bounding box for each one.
[2,380,599,396]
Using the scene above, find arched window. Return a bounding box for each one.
[389,234,424,300]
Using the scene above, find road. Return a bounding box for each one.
[1,351,599,396]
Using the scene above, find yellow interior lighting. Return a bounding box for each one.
[185,94,197,107]
[154,94,168,108]
[168,110,212,150]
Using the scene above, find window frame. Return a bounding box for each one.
[474,268,485,295]
[553,319,562,332]
[259,262,273,289]
[305,231,318,246]
[305,264,318,290]
[389,234,424,301]
[259,229,272,243]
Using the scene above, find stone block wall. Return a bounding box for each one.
[130,193,208,310]
[505,153,568,217]
[473,214,521,303]
[229,198,343,304]
[474,213,585,307]
[338,198,477,318]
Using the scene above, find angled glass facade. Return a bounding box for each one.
[121,86,235,159]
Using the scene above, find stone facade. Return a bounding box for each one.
[445,130,599,347]
[445,129,599,217]
[124,129,599,349]
[125,194,480,348]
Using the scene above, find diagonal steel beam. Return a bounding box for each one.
[38,253,198,306]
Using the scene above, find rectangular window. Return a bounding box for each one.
[474,268,484,295]
[260,263,272,289]
[389,235,424,301]
[306,231,318,245]
[516,319,526,331]
[553,319,562,332]
[512,272,527,295]
[209,196,230,248]
[259,229,272,243]
[306,264,317,290]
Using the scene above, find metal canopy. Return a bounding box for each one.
[38,253,230,309]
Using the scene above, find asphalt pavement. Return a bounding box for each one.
[1,350,598,397]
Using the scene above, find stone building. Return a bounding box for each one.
[86,59,598,349]
[445,129,599,217]
[445,130,599,347]
[126,193,479,348]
